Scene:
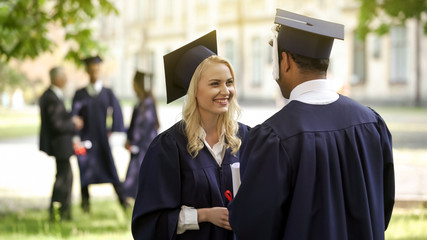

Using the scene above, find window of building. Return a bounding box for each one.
[165,0,174,18]
[225,40,235,68]
[134,53,140,69]
[148,51,156,87]
[372,36,381,59]
[390,25,408,84]
[148,0,157,20]
[251,37,263,87]
[351,32,366,85]
[134,0,143,20]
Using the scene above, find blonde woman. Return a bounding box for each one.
[131,31,249,240]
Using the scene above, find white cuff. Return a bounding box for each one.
[176,205,199,234]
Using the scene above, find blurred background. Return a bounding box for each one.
[1,0,426,239]
[1,0,426,107]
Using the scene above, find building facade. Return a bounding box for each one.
[85,0,427,106]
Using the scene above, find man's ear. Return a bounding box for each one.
[281,51,291,73]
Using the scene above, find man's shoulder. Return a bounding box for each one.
[39,88,57,102]
[74,87,88,96]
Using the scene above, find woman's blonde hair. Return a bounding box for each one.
[182,55,241,158]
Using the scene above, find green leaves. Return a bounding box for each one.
[0,62,29,93]
[357,0,427,39]
[0,0,118,65]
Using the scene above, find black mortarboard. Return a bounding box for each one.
[83,56,103,65]
[134,71,146,81]
[275,9,344,59]
[163,30,217,103]
[134,70,154,89]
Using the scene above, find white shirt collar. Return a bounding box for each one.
[288,79,339,105]
[201,129,226,166]
[93,80,103,92]
[86,80,103,96]
[50,85,63,100]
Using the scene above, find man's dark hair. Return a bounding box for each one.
[279,50,329,74]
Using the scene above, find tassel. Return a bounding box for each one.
[271,25,279,81]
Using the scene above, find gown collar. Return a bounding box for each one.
[86,80,103,96]
[287,79,338,105]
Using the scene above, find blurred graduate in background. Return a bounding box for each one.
[71,56,129,213]
[123,71,159,199]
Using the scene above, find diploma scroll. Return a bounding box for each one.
[230,162,241,196]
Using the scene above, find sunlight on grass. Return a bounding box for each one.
[0,108,39,139]
[0,199,426,239]
[0,199,133,240]
[386,208,427,240]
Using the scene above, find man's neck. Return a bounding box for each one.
[298,72,326,83]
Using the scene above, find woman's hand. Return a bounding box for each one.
[197,207,232,230]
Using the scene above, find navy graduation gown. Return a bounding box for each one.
[123,97,158,198]
[132,121,250,240]
[72,87,125,187]
[229,95,394,240]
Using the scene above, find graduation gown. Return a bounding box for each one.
[132,121,250,240]
[229,95,394,240]
[123,97,158,198]
[72,87,125,187]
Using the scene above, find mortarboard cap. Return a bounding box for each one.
[163,30,217,103]
[134,70,154,87]
[275,9,344,59]
[83,56,103,65]
[134,71,146,81]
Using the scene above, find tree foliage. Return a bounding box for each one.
[357,0,427,39]
[0,0,118,65]
[0,62,28,93]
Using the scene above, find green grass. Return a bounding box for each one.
[385,208,427,240]
[0,200,133,240]
[0,107,40,139]
[0,199,425,239]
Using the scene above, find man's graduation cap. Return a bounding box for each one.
[83,56,103,66]
[163,30,217,103]
[274,9,344,59]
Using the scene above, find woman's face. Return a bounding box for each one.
[196,61,235,118]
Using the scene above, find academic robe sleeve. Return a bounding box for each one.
[71,90,83,117]
[126,105,138,143]
[107,89,125,132]
[373,109,395,229]
[229,124,289,240]
[131,132,181,240]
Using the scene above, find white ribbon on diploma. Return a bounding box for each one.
[230,162,241,196]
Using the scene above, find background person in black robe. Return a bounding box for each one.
[229,9,395,240]
[72,56,128,213]
[123,71,159,199]
[131,31,250,240]
[39,66,83,220]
